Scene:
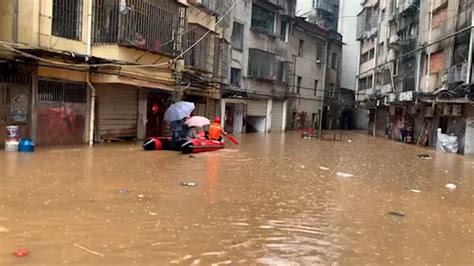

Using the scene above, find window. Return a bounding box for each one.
[316,43,323,62]
[230,68,241,86]
[298,39,304,56]
[314,80,319,96]
[280,21,288,42]
[251,5,275,34]
[93,0,185,55]
[392,60,398,76]
[231,22,244,51]
[432,4,448,28]
[297,76,302,94]
[367,75,373,88]
[429,50,444,73]
[330,83,335,98]
[185,24,216,72]
[248,49,280,81]
[331,52,338,69]
[52,0,83,40]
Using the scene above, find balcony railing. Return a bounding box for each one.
[400,0,420,14]
[448,64,468,84]
[92,0,186,55]
[184,24,218,74]
[356,7,378,40]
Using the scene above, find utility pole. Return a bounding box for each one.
[426,0,434,90]
[466,4,474,84]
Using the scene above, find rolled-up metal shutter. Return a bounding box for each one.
[96,87,138,139]
[246,100,267,116]
[271,100,284,132]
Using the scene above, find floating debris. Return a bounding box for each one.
[336,172,354,178]
[388,211,405,217]
[137,194,145,199]
[12,248,29,257]
[0,226,11,233]
[320,166,330,171]
[445,183,457,190]
[73,243,104,257]
[149,212,157,216]
[409,189,421,193]
[181,182,197,187]
[118,189,128,194]
[417,154,432,160]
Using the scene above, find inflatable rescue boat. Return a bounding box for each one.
[142,137,224,153]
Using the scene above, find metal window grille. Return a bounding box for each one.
[251,4,275,33]
[52,0,83,40]
[184,24,216,73]
[248,49,281,81]
[231,22,244,50]
[38,79,87,103]
[93,0,186,55]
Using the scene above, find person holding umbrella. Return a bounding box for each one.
[183,116,210,140]
[164,101,195,141]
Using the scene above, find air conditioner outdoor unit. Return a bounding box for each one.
[316,60,321,64]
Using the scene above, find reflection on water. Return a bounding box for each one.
[0,132,473,265]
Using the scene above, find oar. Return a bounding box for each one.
[224,133,239,145]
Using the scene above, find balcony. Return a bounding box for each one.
[448,64,468,84]
[356,7,379,40]
[92,0,186,56]
[184,24,218,74]
[400,0,420,13]
[315,0,338,15]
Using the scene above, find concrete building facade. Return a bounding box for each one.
[222,0,296,133]
[0,0,232,146]
[356,0,474,155]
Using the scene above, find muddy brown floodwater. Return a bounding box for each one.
[0,132,473,265]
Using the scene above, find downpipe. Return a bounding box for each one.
[86,0,95,146]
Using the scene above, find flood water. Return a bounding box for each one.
[1,132,473,265]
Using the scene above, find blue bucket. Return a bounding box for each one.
[18,138,35,152]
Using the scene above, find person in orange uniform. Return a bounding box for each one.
[207,116,227,141]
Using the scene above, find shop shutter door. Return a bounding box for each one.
[246,100,267,116]
[96,87,138,139]
[271,101,284,132]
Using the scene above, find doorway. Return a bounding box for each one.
[146,91,171,137]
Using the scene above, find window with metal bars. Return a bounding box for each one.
[184,24,217,73]
[52,0,83,40]
[248,49,280,81]
[38,79,87,103]
[93,0,186,55]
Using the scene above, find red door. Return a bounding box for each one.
[146,92,169,137]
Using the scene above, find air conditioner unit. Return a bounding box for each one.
[316,60,321,64]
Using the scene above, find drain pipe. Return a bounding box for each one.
[13,0,18,42]
[86,0,96,146]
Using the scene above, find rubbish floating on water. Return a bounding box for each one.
[0,226,11,233]
[137,194,145,199]
[417,154,432,159]
[149,211,157,216]
[336,172,354,178]
[73,243,104,257]
[445,183,457,190]
[409,189,421,193]
[189,155,197,158]
[388,211,405,217]
[12,248,29,257]
[320,166,330,171]
[118,189,128,194]
[300,165,305,168]
[181,182,197,187]
[348,139,352,143]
